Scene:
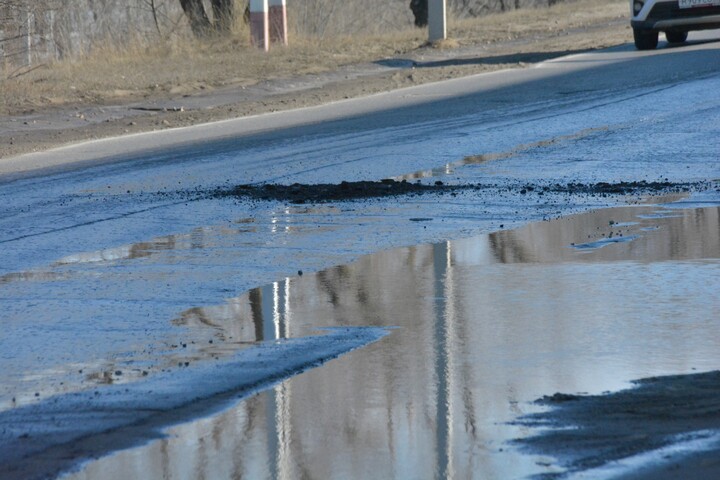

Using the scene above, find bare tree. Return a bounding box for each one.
[178,0,236,37]
[178,0,212,36]
[410,0,428,27]
[211,0,234,33]
[1,0,58,71]
[2,0,189,72]
[0,0,572,73]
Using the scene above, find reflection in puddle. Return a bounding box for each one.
[397,127,610,181]
[63,205,720,479]
[53,222,258,266]
[487,202,718,262]
[55,236,179,265]
[397,151,506,181]
[571,235,639,250]
[50,208,339,268]
[637,212,685,219]
[174,279,293,350]
[0,206,350,411]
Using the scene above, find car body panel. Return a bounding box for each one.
[631,0,720,31]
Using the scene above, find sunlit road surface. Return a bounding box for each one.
[1,34,720,479]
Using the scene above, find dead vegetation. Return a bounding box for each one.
[0,0,627,116]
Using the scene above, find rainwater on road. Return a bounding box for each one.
[61,201,720,479]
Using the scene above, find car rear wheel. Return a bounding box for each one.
[665,31,688,43]
[633,28,659,50]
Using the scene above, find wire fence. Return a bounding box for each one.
[0,0,564,75]
[0,0,186,75]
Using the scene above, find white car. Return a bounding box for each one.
[631,0,720,49]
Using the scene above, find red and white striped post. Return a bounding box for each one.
[269,0,288,46]
[249,0,269,52]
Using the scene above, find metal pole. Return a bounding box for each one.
[26,8,33,66]
[48,10,57,61]
[249,0,269,51]
[428,0,447,43]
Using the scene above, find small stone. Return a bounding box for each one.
[541,392,581,403]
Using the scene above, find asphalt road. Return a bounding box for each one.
[1,34,719,479]
[2,36,719,267]
[4,33,720,179]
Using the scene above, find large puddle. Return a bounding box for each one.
[60,201,720,479]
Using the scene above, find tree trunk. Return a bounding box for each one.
[410,0,428,27]
[211,0,234,33]
[179,0,212,37]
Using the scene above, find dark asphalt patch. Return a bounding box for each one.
[209,179,709,204]
[217,179,455,204]
[550,181,686,195]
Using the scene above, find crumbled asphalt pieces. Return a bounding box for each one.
[216,179,458,203]
[209,179,714,204]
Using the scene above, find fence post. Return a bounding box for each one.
[269,0,287,46]
[428,0,446,42]
[47,9,57,61]
[26,7,33,66]
[0,28,4,74]
[249,0,269,51]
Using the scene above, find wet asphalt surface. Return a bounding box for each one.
[56,201,720,480]
[1,37,720,479]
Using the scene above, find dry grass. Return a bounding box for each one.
[0,0,627,115]
[1,27,426,114]
[449,0,627,43]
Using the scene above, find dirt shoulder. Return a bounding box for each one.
[0,0,630,161]
[517,370,720,479]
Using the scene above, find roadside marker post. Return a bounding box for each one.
[249,0,270,51]
[428,0,447,42]
[269,0,288,46]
